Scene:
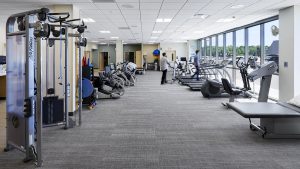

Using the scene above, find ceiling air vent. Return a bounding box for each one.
[118,27,130,30]
[92,0,115,3]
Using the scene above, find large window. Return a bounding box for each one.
[201,39,205,57]
[236,29,245,60]
[248,25,261,65]
[212,36,216,59]
[218,34,224,60]
[264,20,279,69]
[235,29,245,88]
[226,32,233,64]
[264,20,279,99]
[198,17,280,100]
[206,38,210,59]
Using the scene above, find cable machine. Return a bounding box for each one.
[5,8,87,166]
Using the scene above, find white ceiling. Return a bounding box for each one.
[0,0,300,44]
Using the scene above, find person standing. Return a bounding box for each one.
[192,50,200,81]
[160,52,170,85]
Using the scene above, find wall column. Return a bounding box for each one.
[116,40,123,64]
[279,6,300,101]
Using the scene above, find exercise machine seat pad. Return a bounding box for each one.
[227,102,300,118]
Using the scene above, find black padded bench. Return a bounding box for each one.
[227,102,300,138]
[227,102,300,118]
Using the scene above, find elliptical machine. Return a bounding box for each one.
[201,57,255,98]
[93,72,125,99]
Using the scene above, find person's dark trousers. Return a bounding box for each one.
[195,66,199,81]
[192,66,200,80]
[161,69,167,84]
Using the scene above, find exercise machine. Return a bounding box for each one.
[5,8,88,166]
[200,57,253,98]
[5,8,50,166]
[225,61,295,138]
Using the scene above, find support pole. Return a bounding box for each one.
[78,37,82,126]
[64,28,69,129]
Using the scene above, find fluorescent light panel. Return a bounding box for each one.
[193,14,209,19]
[82,18,95,23]
[111,37,119,39]
[152,30,162,33]
[99,30,111,33]
[216,18,236,23]
[150,37,158,39]
[156,18,172,23]
[230,4,245,9]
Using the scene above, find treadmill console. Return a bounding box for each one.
[248,61,278,81]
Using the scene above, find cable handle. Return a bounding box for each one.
[47,13,70,23]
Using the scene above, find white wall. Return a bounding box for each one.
[279,6,300,101]
[159,42,188,60]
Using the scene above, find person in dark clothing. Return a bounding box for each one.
[192,50,200,81]
[160,52,170,85]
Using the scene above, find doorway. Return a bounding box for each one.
[124,52,135,62]
[165,50,176,61]
[99,52,109,71]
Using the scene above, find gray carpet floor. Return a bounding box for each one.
[0,71,300,169]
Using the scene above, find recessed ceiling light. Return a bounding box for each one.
[91,40,99,43]
[148,40,156,43]
[111,37,119,39]
[99,42,107,45]
[152,30,162,33]
[123,42,128,45]
[193,14,209,19]
[99,30,111,33]
[230,4,245,9]
[175,40,187,43]
[150,37,158,39]
[216,17,236,23]
[156,18,172,23]
[82,18,95,23]
[194,31,204,34]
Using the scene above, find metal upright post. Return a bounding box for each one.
[53,41,56,93]
[36,34,43,167]
[64,28,69,129]
[24,14,37,163]
[78,36,82,126]
[46,40,49,92]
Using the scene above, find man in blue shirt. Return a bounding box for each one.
[192,50,200,80]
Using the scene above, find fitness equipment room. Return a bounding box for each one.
[1,0,300,168]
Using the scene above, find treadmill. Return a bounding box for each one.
[187,60,231,90]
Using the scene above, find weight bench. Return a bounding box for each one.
[227,102,300,138]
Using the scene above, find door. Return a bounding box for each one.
[166,50,176,61]
[124,52,135,62]
[99,52,109,71]
[135,51,142,68]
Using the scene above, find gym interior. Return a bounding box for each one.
[0,0,300,168]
